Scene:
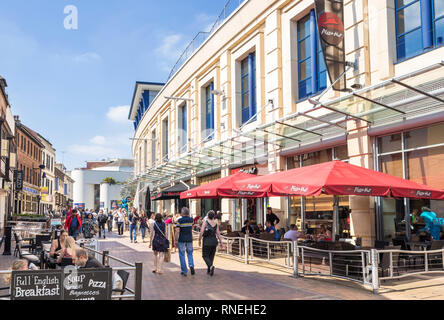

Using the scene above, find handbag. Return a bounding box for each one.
[154,223,171,262]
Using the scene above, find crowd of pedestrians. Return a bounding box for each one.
[59,205,227,278]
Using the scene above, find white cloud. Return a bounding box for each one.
[74,52,102,64]
[70,144,118,157]
[106,105,131,123]
[90,135,107,145]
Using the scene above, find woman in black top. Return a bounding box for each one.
[49,230,67,258]
[151,213,169,274]
[199,211,223,276]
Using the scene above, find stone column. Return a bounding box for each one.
[347,119,375,247]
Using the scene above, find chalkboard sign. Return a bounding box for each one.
[11,270,63,300]
[63,268,112,300]
[11,268,113,300]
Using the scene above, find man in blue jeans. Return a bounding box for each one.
[128,208,139,243]
[176,207,195,276]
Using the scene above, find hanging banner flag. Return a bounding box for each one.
[314,0,347,91]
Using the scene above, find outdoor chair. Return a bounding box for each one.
[15,239,40,266]
[379,245,402,278]
[427,240,444,270]
[34,234,51,255]
[112,270,130,300]
[13,233,33,257]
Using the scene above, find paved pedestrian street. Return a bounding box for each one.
[90,231,442,300]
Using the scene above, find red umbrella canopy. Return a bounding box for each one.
[180,171,261,199]
[233,161,444,200]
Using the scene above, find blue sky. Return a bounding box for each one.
[0,0,225,170]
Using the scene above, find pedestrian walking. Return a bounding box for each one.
[107,210,113,232]
[124,210,129,232]
[82,213,98,239]
[64,209,82,240]
[175,207,195,277]
[128,208,140,243]
[151,213,169,274]
[97,209,108,239]
[115,209,125,236]
[139,210,148,243]
[199,210,223,276]
[148,213,155,248]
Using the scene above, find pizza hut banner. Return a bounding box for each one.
[314,0,347,91]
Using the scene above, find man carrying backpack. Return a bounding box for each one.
[97,209,108,239]
[128,208,140,243]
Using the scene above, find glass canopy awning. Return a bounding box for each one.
[124,62,444,189]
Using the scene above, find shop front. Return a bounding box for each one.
[286,145,351,238]
[230,162,269,231]
[16,186,40,215]
[374,122,444,242]
[153,181,196,214]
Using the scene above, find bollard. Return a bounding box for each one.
[371,249,379,294]
[244,234,248,265]
[102,250,110,267]
[2,226,11,256]
[135,262,143,300]
[293,241,299,278]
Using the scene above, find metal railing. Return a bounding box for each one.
[376,248,444,281]
[294,244,372,287]
[248,237,294,269]
[167,0,247,80]
[80,245,143,300]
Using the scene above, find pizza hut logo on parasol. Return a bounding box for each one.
[237,191,255,196]
[415,190,432,197]
[290,186,309,193]
[347,186,372,194]
[203,190,211,195]
[318,12,344,46]
[186,192,192,196]
[246,184,261,190]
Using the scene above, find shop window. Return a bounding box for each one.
[162,118,169,160]
[406,145,444,189]
[378,133,402,154]
[151,130,156,167]
[240,53,257,125]
[297,10,327,100]
[404,123,444,149]
[380,153,404,178]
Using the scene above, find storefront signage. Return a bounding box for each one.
[246,184,261,190]
[15,170,23,191]
[41,187,49,194]
[11,268,112,300]
[11,270,63,300]
[23,187,38,194]
[314,0,347,91]
[74,203,85,209]
[63,268,112,300]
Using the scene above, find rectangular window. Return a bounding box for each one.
[151,130,156,167]
[180,104,187,153]
[395,0,443,61]
[162,119,169,161]
[434,0,444,46]
[240,53,257,125]
[55,177,59,191]
[297,10,327,100]
[205,83,215,139]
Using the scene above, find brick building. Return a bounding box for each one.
[14,116,44,215]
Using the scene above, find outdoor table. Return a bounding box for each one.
[406,242,430,251]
